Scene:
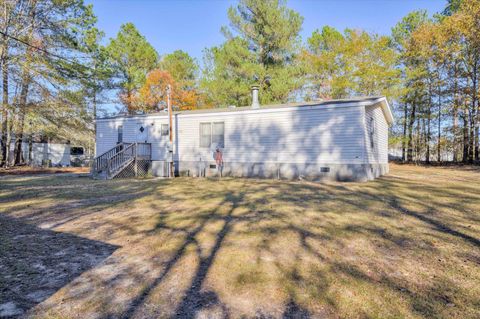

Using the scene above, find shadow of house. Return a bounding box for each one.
[0,215,118,317]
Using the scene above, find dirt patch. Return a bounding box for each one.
[0,215,118,316]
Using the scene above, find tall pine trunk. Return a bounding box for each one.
[469,105,475,163]
[437,93,441,162]
[426,83,432,164]
[13,2,35,166]
[13,78,30,165]
[469,59,478,163]
[452,67,459,162]
[0,33,9,167]
[463,108,469,163]
[402,102,408,162]
[426,109,431,164]
[407,101,416,162]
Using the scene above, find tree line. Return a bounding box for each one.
[0,0,478,167]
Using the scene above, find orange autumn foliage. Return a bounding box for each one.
[123,69,200,113]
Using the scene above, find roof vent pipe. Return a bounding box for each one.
[251,85,260,109]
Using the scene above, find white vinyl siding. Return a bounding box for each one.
[96,102,389,165]
[364,103,388,164]
[173,105,366,164]
[95,120,124,156]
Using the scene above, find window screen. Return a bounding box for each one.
[200,123,211,148]
[117,125,123,143]
[212,122,225,148]
[161,124,169,136]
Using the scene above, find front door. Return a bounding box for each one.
[136,123,148,143]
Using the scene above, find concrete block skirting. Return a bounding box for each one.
[151,160,389,182]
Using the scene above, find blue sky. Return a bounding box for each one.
[87,0,447,63]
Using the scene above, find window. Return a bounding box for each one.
[117,125,123,143]
[70,147,84,156]
[369,117,375,149]
[212,122,225,148]
[200,122,212,148]
[199,122,224,148]
[161,124,169,136]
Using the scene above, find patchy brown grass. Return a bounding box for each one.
[0,164,479,318]
[0,166,89,176]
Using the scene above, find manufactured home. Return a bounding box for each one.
[6,136,88,167]
[93,95,393,181]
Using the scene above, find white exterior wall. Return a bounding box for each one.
[9,142,70,166]
[173,105,366,164]
[96,104,370,165]
[364,103,389,164]
[96,119,124,156]
[38,143,71,166]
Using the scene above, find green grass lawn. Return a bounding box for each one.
[0,164,479,318]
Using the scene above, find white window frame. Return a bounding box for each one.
[199,122,225,148]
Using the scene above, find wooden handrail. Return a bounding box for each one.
[92,142,152,178]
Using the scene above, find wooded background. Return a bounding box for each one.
[0,0,478,167]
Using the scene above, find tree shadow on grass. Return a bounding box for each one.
[0,215,119,317]
[3,169,478,318]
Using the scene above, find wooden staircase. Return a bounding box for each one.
[92,142,151,179]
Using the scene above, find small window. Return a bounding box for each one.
[200,122,212,148]
[369,117,375,149]
[161,124,169,136]
[70,147,84,156]
[117,125,123,143]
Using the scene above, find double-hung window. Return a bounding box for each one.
[200,122,224,148]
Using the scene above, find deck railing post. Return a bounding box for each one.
[106,158,110,179]
[134,143,138,177]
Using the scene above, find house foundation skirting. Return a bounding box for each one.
[151,160,388,182]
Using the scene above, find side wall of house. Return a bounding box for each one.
[175,105,366,164]
[171,105,373,181]
[8,141,70,166]
[364,103,389,178]
[95,119,125,156]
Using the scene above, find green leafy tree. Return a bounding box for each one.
[107,23,158,112]
[391,11,430,162]
[80,27,114,133]
[303,27,399,100]
[160,50,198,90]
[3,0,99,165]
[303,26,347,99]
[203,0,304,106]
[443,0,463,16]
[202,37,261,107]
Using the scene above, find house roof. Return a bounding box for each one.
[98,96,393,125]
